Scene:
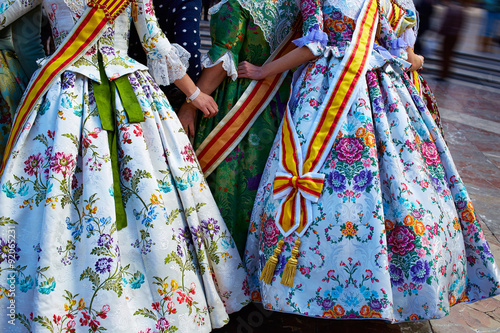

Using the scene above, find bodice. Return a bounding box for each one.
[323,6,356,50]
[0,0,186,84]
[43,0,146,81]
[299,0,416,61]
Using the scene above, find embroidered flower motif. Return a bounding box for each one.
[370,299,382,310]
[50,152,75,177]
[61,72,76,90]
[322,298,333,309]
[301,0,319,20]
[327,170,346,192]
[388,225,416,256]
[38,278,56,294]
[263,217,280,247]
[128,272,145,289]
[410,260,430,283]
[335,137,364,165]
[100,46,115,56]
[353,170,373,192]
[190,226,203,247]
[97,234,113,247]
[341,221,357,237]
[389,264,404,286]
[201,218,220,238]
[95,257,113,274]
[0,237,20,263]
[24,153,44,176]
[421,141,440,167]
[180,145,196,163]
[122,167,132,182]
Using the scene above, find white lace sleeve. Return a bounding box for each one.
[201,51,238,81]
[147,44,190,86]
[134,0,191,85]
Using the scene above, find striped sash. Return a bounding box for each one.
[409,70,422,95]
[273,0,380,237]
[0,0,132,176]
[196,28,302,177]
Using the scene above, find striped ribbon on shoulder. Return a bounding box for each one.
[273,0,380,237]
[0,0,133,176]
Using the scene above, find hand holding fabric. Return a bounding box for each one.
[177,102,198,138]
[191,91,218,118]
[237,61,266,80]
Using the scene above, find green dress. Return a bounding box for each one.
[194,0,292,255]
[0,6,44,160]
[0,27,28,160]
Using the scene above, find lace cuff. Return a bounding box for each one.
[201,51,238,81]
[148,44,190,86]
[293,28,328,57]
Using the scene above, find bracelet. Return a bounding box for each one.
[186,87,201,104]
[419,55,424,69]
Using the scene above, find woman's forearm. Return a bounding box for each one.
[196,62,227,95]
[238,46,317,80]
[262,46,317,77]
[173,74,198,97]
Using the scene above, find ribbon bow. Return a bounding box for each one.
[273,171,325,236]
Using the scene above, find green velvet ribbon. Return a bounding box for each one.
[93,53,144,230]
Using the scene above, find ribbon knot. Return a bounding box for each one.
[273,171,325,236]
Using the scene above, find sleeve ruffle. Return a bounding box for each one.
[147,44,190,86]
[400,28,416,48]
[389,28,416,57]
[293,28,328,57]
[201,51,238,81]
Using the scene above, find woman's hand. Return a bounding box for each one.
[406,47,424,72]
[237,61,267,80]
[190,91,218,118]
[173,74,218,118]
[177,102,198,138]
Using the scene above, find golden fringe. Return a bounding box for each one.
[260,240,284,284]
[280,239,301,287]
[131,0,138,22]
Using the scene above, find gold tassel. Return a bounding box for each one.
[280,239,301,287]
[260,240,284,284]
[131,0,139,22]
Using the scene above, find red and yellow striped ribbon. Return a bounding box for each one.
[274,0,379,236]
[409,70,422,95]
[196,28,302,177]
[388,0,407,31]
[0,0,132,176]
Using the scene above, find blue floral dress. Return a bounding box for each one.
[0,1,249,332]
[244,0,500,322]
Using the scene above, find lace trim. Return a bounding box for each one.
[209,0,230,14]
[201,52,238,81]
[64,0,87,16]
[148,44,190,86]
[211,0,299,52]
[325,0,365,21]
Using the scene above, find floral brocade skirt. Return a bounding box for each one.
[0,49,28,161]
[0,70,250,332]
[244,56,500,322]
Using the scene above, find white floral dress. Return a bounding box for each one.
[244,0,500,323]
[0,1,250,332]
